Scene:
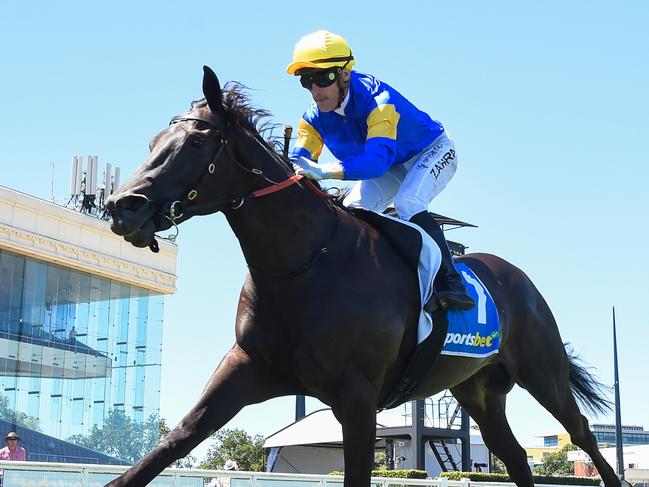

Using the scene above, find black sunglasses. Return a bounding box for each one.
[299,68,341,89]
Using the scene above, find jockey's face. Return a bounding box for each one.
[306,69,350,112]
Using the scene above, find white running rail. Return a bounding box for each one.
[0,461,583,487]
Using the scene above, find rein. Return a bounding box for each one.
[149,115,332,253]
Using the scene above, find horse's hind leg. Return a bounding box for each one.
[451,365,534,487]
[107,346,288,486]
[515,346,620,487]
[485,255,620,487]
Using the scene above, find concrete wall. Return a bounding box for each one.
[268,439,490,478]
[269,445,345,475]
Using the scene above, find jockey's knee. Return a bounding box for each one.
[343,194,387,213]
[342,195,362,209]
[394,196,428,221]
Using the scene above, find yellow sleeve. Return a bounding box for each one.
[366,103,400,141]
[294,118,324,161]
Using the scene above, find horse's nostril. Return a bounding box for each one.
[115,194,150,213]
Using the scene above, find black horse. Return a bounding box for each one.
[105,66,620,487]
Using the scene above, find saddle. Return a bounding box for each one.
[347,208,450,410]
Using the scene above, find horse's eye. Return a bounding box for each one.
[191,137,204,148]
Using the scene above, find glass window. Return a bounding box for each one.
[27,390,40,418]
[50,379,63,426]
[47,265,71,338]
[0,250,24,335]
[0,250,164,463]
[27,377,41,419]
[0,381,17,425]
[544,436,558,447]
[92,276,111,347]
[22,259,47,333]
[69,271,90,340]
[136,291,149,348]
[72,397,84,426]
[93,400,105,426]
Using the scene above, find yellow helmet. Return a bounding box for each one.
[287,30,355,75]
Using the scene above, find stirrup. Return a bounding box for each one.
[424,293,449,313]
[427,291,475,312]
[438,291,475,311]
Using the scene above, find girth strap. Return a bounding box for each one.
[379,305,450,410]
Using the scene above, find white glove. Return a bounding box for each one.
[292,156,344,180]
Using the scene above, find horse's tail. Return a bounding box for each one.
[566,344,612,416]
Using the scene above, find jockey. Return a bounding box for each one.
[287,30,474,311]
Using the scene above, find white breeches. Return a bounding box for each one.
[343,133,458,220]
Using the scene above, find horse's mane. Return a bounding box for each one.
[190,83,348,207]
[190,82,286,160]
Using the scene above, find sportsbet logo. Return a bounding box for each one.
[445,331,499,348]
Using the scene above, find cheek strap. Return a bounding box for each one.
[335,74,349,110]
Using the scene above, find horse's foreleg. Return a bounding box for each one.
[107,346,285,486]
[332,369,379,487]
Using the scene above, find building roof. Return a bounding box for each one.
[263,408,485,449]
[264,409,344,448]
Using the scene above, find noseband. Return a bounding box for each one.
[148,114,329,253]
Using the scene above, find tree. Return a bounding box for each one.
[374,451,387,469]
[67,409,161,464]
[536,444,577,476]
[159,418,196,468]
[490,452,507,474]
[0,393,41,431]
[199,428,265,471]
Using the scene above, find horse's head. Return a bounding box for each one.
[106,66,235,248]
[107,66,290,250]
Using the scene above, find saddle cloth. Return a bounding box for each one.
[442,263,500,358]
[350,208,500,358]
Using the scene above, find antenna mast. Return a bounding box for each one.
[65,154,121,220]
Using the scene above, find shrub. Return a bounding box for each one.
[330,469,428,479]
[441,471,600,485]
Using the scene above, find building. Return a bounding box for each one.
[590,424,649,447]
[0,185,177,463]
[264,407,490,478]
[525,425,649,469]
[525,432,572,465]
[569,444,649,483]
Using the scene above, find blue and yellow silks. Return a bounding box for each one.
[292,71,444,180]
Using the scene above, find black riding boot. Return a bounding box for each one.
[409,211,475,311]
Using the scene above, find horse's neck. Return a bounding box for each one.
[224,139,337,276]
[229,198,335,275]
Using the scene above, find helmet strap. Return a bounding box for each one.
[335,69,350,110]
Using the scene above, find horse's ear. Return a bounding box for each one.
[202,66,225,123]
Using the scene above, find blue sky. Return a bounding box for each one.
[1,0,647,462]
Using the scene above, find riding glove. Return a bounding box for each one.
[293,156,344,180]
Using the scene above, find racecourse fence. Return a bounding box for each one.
[0,461,592,487]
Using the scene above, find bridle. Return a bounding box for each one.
[148,114,331,253]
